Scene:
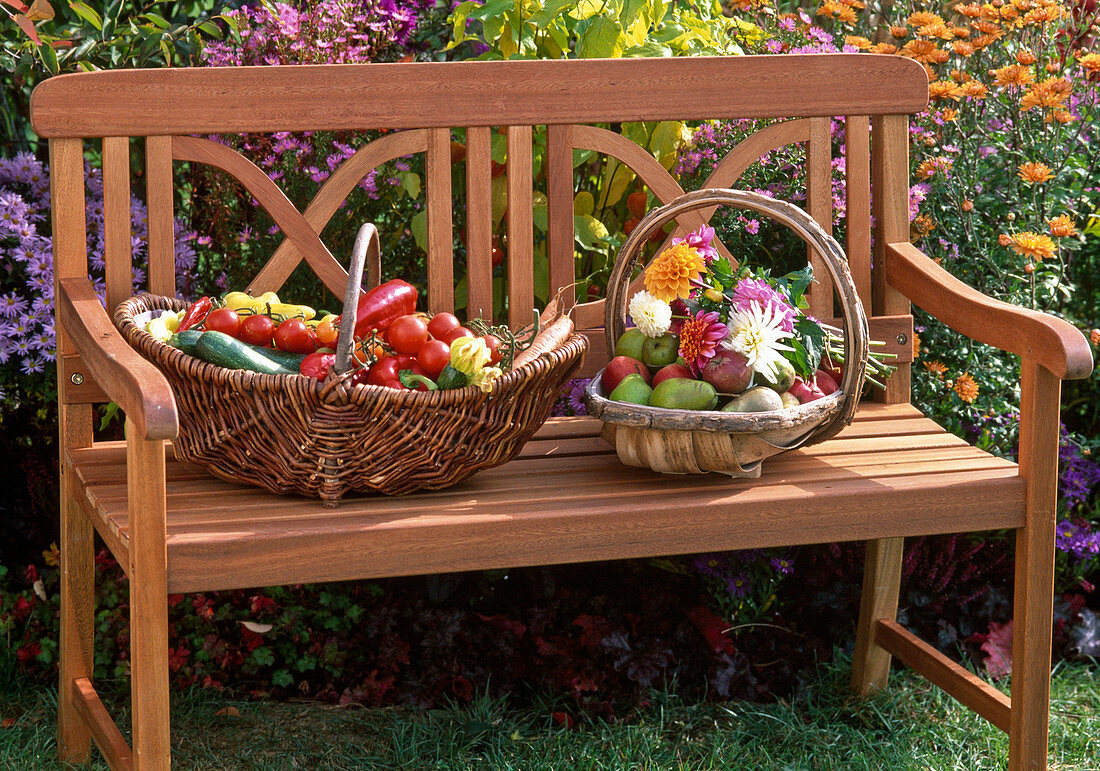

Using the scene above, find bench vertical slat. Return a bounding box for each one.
[426,127,454,313]
[103,137,133,315]
[51,137,96,763]
[845,116,872,310]
[507,125,535,329]
[465,126,494,321]
[806,117,833,320]
[546,124,575,310]
[145,136,176,298]
[872,114,912,404]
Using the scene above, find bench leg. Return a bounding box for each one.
[850,536,904,696]
[58,480,95,762]
[1009,361,1058,771]
[127,422,172,770]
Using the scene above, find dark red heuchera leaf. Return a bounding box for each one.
[980,620,1013,679]
[477,613,527,639]
[684,605,734,655]
[552,711,575,729]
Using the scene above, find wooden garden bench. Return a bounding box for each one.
[33,55,1092,769]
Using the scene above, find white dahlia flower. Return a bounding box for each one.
[723,300,796,382]
[628,290,672,338]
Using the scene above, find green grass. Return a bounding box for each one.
[2,655,1097,770]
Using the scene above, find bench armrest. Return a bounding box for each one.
[885,242,1093,380]
[58,277,179,439]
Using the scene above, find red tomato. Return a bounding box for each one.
[239,314,277,347]
[482,334,502,365]
[417,339,451,379]
[427,312,461,340]
[368,356,400,386]
[388,314,429,355]
[299,352,336,380]
[204,308,241,337]
[441,326,475,345]
[274,318,317,354]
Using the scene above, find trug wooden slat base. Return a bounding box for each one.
[68,406,1024,595]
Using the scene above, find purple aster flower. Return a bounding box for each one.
[692,554,728,578]
[744,219,760,235]
[0,294,28,319]
[909,183,930,222]
[567,378,588,415]
[769,555,795,575]
[726,574,751,598]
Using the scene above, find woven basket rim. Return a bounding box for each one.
[583,366,842,433]
[115,292,587,402]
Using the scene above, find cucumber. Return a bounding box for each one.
[193,331,297,376]
[168,330,203,356]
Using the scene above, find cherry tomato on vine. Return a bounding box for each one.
[441,326,475,345]
[427,312,461,340]
[482,334,502,365]
[274,318,317,354]
[388,314,429,355]
[314,315,339,347]
[204,308,241,338]
[417,339,451,379]
[239,314,277,347]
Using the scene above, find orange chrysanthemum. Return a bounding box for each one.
[1048,215,1078,238]
[1023,6,1060,23]
[953,41,976,56]
[971,34,999,49]
[1015,49,1037,65]
[912,333,922,360]
[921,22,956,39]
[952,26,971,37]
[954,372,979,402]
[963,80,990,97]
[1049,109,1077,124]
[872,42,900,54]
[916,156,954,179]
[913,214,936,236]
[942,108,959,121]
[908,11,944,26]
[991,64,1034,87]
[902,39,942,63]
[643,243,705,302]
[1020,77,1073,111]
[1079,53,1100,74]
[1009,232,1057,261]
[998,233,1013,246]
[929,80,963,100]
[1018,162,1054,183]
[890,24,909,38]
[923,360,948,376]
[846,35,874,49]
[954,2,982,17]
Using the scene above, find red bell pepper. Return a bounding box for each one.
[353,279,417,339]
[177,296,212,331]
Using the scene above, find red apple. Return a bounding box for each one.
[700,349,752,394]
[601,356,651,393]
[652,363,693,386]
[814,369,839,395]
[789,376,826,404]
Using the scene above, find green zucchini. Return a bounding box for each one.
[253,346,307,370]
[168,330,203,356]
[436,365,468,390]
[193,331,296,376]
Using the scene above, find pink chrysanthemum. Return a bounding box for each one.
[672,224,719,262]
[730,277,797,332]
[678,310,728,375]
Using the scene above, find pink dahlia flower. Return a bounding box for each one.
[678,310,728,375]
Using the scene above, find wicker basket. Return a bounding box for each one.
[584,188,868,477]
[114,239,587,506]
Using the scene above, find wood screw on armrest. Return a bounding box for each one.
[71,372,85,385]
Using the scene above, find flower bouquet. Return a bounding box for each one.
[585,188,888,477]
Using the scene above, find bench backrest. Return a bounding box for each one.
[33,54,927,409]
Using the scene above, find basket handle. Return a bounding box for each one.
[605,188,869,437]
[334,223,380,375]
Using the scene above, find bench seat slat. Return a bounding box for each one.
[69,411,1024,594]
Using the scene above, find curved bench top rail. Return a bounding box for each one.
[31,55,928,138]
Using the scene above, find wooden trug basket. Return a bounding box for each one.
[585,188,869,477]
[114,230,587,506]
